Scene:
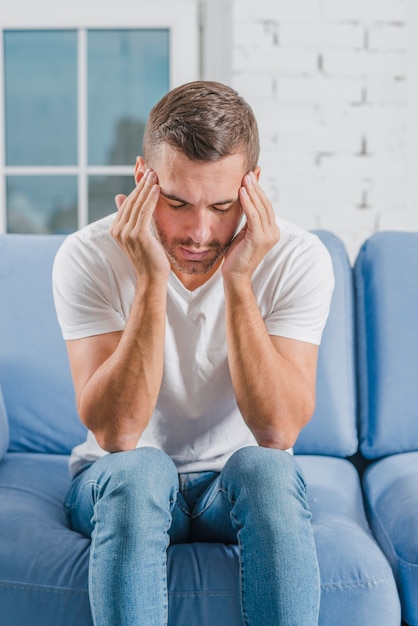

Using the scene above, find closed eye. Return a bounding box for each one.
[211,201,239,213]
[168,202,233,213]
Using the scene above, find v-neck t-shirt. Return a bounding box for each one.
[53,213,334,477]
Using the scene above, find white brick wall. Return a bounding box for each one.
[230,0,415,261]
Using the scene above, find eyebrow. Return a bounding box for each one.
[160,190,239,206]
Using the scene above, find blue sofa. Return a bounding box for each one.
[0,229,415,625]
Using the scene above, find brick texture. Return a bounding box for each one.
[231,0,411,260]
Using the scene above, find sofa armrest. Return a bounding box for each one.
[0,386,9,461]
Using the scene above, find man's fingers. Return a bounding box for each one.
[242,173,276,232]
[131,171,159,229]
[115,194,126,210]
[114,170,158,231]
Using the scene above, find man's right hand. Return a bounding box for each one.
[110,169,170,283]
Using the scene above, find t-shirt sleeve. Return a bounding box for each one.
[263,234,335,345]
[52,234,127,341]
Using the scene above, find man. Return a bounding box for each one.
[53,81,334,625]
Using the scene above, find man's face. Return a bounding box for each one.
[145,144,251,289]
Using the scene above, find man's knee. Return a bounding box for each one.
[224,445,298,477]
[94,447,178,498]
[222,446,305,496]
[221,447,311,532]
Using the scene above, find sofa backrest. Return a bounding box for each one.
[294,231,358,457]
[355,231,418,459]
[0,235,86,455]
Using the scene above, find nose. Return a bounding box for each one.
[186,208,212,245]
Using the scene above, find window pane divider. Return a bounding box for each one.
[5,166,80,176]
[4,166,134,176]
[86,166,134,175]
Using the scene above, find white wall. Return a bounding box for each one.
[226,0,418,260]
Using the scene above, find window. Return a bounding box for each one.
[0,2,198,234]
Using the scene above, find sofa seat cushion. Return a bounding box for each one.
[363,451,418,626]
[0,453,92,625]
[297,456,400,625]
[0,453,400,626]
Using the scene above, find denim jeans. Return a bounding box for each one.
[64,446,320,625]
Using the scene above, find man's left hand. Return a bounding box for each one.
[222,172,280,284]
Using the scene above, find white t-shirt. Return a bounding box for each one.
[53,213,334,477]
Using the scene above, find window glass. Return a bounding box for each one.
[88,175,134,223]
[2,24,175,234]
[4,30,78,166]
[6,175,77,234]
[88,29,169,166]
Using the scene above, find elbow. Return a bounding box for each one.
[254,399,316,451]
[252,420,301,450]
[79,411,139,454]
[78,399,142,453]
[94,430,139,454]
[257,430,299,451]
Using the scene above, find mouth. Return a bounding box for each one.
[179,247,213,261]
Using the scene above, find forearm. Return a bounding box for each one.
[224,280,315,449]
[78,279,167,452]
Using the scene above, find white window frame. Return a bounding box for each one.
[200,0,233,85]
[0,0,199,233]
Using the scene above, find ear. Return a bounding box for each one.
[134,157,147,184]
[253,166,261,181]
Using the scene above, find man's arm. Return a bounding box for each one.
[66,169,169,452]
[222,172,319,450]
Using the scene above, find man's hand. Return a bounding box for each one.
[222,172,280,284]
[110,169,170,282]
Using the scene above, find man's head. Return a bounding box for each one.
[135,81,261,290]
[142,81,259,172]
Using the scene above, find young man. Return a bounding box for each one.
[53,81,334,625]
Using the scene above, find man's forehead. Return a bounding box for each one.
[153,149,245,205]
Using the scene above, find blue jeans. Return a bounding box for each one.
[65,446,320,625]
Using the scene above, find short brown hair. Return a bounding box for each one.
[143,81,259,171]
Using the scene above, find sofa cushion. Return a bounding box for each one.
[363,452,418,626]
[0,235,86,454]
[355,231,418,458]
[0,452,400,625]
[0,386,9,461]
[298,456,400,625]
[294,231,357,457]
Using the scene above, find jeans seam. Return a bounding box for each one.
[176,499,190,517]
[64,478,98,512]
[190,486,234,521]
